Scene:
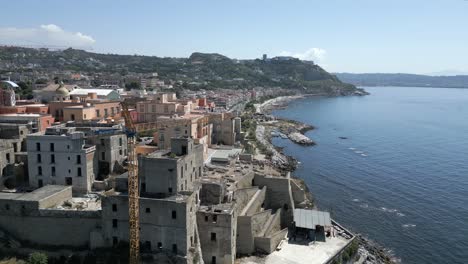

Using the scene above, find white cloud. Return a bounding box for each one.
[0,24,95,48]
[279,48,327,62]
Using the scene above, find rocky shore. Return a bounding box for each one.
[250,93,398,264]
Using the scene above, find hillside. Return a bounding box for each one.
[0,46,362,95]
[336,73,468,88]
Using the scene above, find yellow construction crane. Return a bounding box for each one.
[121,102,140,264]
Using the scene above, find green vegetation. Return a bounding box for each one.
[27,253,47,264]
[0,47,360,95]
[124,81,141,91]
[17,82,34,99]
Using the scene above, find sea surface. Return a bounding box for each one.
[271,87,468,264]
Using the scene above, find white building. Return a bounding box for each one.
[27,127,97,194]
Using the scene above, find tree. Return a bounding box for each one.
[28,252,48,264]
[17,81,34,99]
[124,81,141,91]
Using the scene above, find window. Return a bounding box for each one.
[112,204,117,212]
[13,143,17,152]
[151,105,156,112]
[112,237,118,246]
[50,143,54,152]
[119,149,123,155]
[172,244,177,254]
[111,107,115,115]
[119,138,123,146]
[211,232,217,241]
[180,184,183,190]
[100,139,105,146]
[157,242,162,249]
[36,142,41,151]
[181,167,183,178]
[104,109,108,117]
[168,187,172,193]
[146,208,151,213]
[96,109,100,117]
[213,215,217,223]
[283,204,289,211]
[38,166,42,176]
[172,210,177,219]
[112,219,118,228]
[70,114,75,121]
[51,166,56,177]
[66,177,72,185]
[50,154,55,163]
[77,167,82,177]
[101,152,105,160]
[144,241,151,251]
[38,179,43,187]
[211,256,216,264]
[141,183,146,192]
[77,155,81,164]
[205,215,209,222]
[37,154,41,163]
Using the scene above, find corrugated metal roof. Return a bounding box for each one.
[293,209,331,229]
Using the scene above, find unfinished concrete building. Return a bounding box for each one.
[209,113,241,146]
[83,128,127,180]
[197,203,237,264]
[27,127,97,194]
[139,138,204,194]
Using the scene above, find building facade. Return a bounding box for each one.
[27,127,97,193]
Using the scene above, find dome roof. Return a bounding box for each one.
[56,85,69,96]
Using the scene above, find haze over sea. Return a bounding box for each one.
[272,87,468,264]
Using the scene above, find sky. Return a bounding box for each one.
[0,0,467,74]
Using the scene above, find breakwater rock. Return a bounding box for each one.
[288,132,315,145]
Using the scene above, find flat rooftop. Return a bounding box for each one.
[199,203,235,214]
[53,195,101,211]
[0,185,70,202]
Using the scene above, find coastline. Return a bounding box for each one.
[253,94,399,264]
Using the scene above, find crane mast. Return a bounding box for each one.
[121,102,140,264]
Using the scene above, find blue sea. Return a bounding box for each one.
[271,87,468,264]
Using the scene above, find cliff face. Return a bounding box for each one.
[0,46,361,95]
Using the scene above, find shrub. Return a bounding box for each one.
[28,252,47,264]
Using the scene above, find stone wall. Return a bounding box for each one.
[253,174,294,227]
[241,187,266,216]
[0,201,100,248]
[236,209,272,255]
[254,228,288,254]
[233,187,258,216]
